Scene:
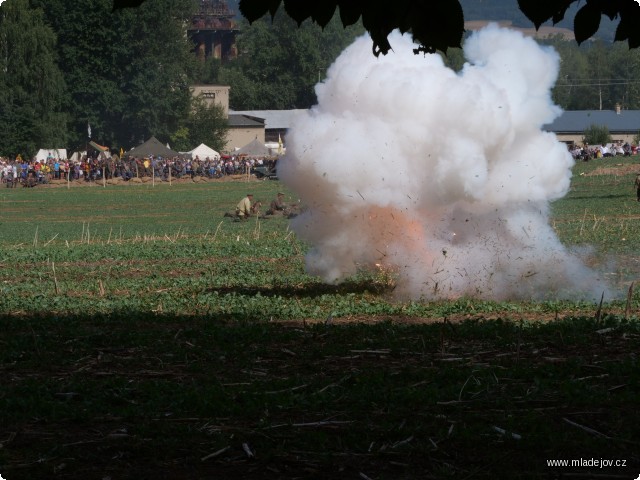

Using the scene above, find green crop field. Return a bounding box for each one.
[1,164,639,479]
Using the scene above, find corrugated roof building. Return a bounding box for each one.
[230,110,308,142]
[544,108,640,144]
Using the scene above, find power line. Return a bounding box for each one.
[556,80,640,87]
[559,78,640,81]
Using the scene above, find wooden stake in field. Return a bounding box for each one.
[103,167,106,188]
[595,291,605,322]
[52,261,60,295]
[579,209,587,236]
[44,233,59,247]
[253,214,261,240]
[67,168,70,189]
[169,162,172,186]
[625,281,635,319]
[213,220,224,242]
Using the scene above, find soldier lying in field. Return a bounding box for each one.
[224,194,265,220]
[265,192,300,218]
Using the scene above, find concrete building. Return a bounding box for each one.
[190,83,312,152]
[191,85,230,116]
[190,84,272,152]
[226,115,265,151]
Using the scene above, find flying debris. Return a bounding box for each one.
[279,25,609,301]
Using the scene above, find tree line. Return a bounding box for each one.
[0,0,363,159]
[1,0,639,159]
[420,34,640,113]
[543,36,640,111]
[1,0,225,158]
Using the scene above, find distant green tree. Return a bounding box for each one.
[608,44,640,110]
[30,0,129,149]
[171,97,228,153]
[214,13,364,110]
[194,57,223,86]
[544,37,640,111]
[32,0,197,150]
[545,37,591,110]
[119,0,197,146]
[0,0,67,158]
[583,124,612,146]
[584,41,615,111]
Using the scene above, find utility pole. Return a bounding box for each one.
[599,86,602,110]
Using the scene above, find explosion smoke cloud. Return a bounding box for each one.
[279,24,608,301]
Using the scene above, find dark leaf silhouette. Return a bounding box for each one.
[338,0,364,27]
[614,14,631,42]
[573,3,602,45]
[551,0,574,24]
[113,0,640,53]
[518,0,559,29]
[310,0,339,28]
[239,0,282,22]
[282,0,315,26]
[112,0,146,10]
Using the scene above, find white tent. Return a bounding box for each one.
[69,150,109,162]
[69,151,87,163]
[182,143,220,160]
[265,142,286,156]
[36,149,67,162]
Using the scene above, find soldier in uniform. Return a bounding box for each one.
[235,193,254,220]
[266,192,287,215]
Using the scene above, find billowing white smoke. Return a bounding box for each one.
[279,24,608,301]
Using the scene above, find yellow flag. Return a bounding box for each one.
[119,147,124,159]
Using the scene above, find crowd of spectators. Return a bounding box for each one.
[4,140,638,188]
[1,154,277,187]
[569,142,637,161]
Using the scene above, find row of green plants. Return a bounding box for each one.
[0,232,600,317]
[2,158,640,319]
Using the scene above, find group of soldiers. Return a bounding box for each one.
[227,192,299,220]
